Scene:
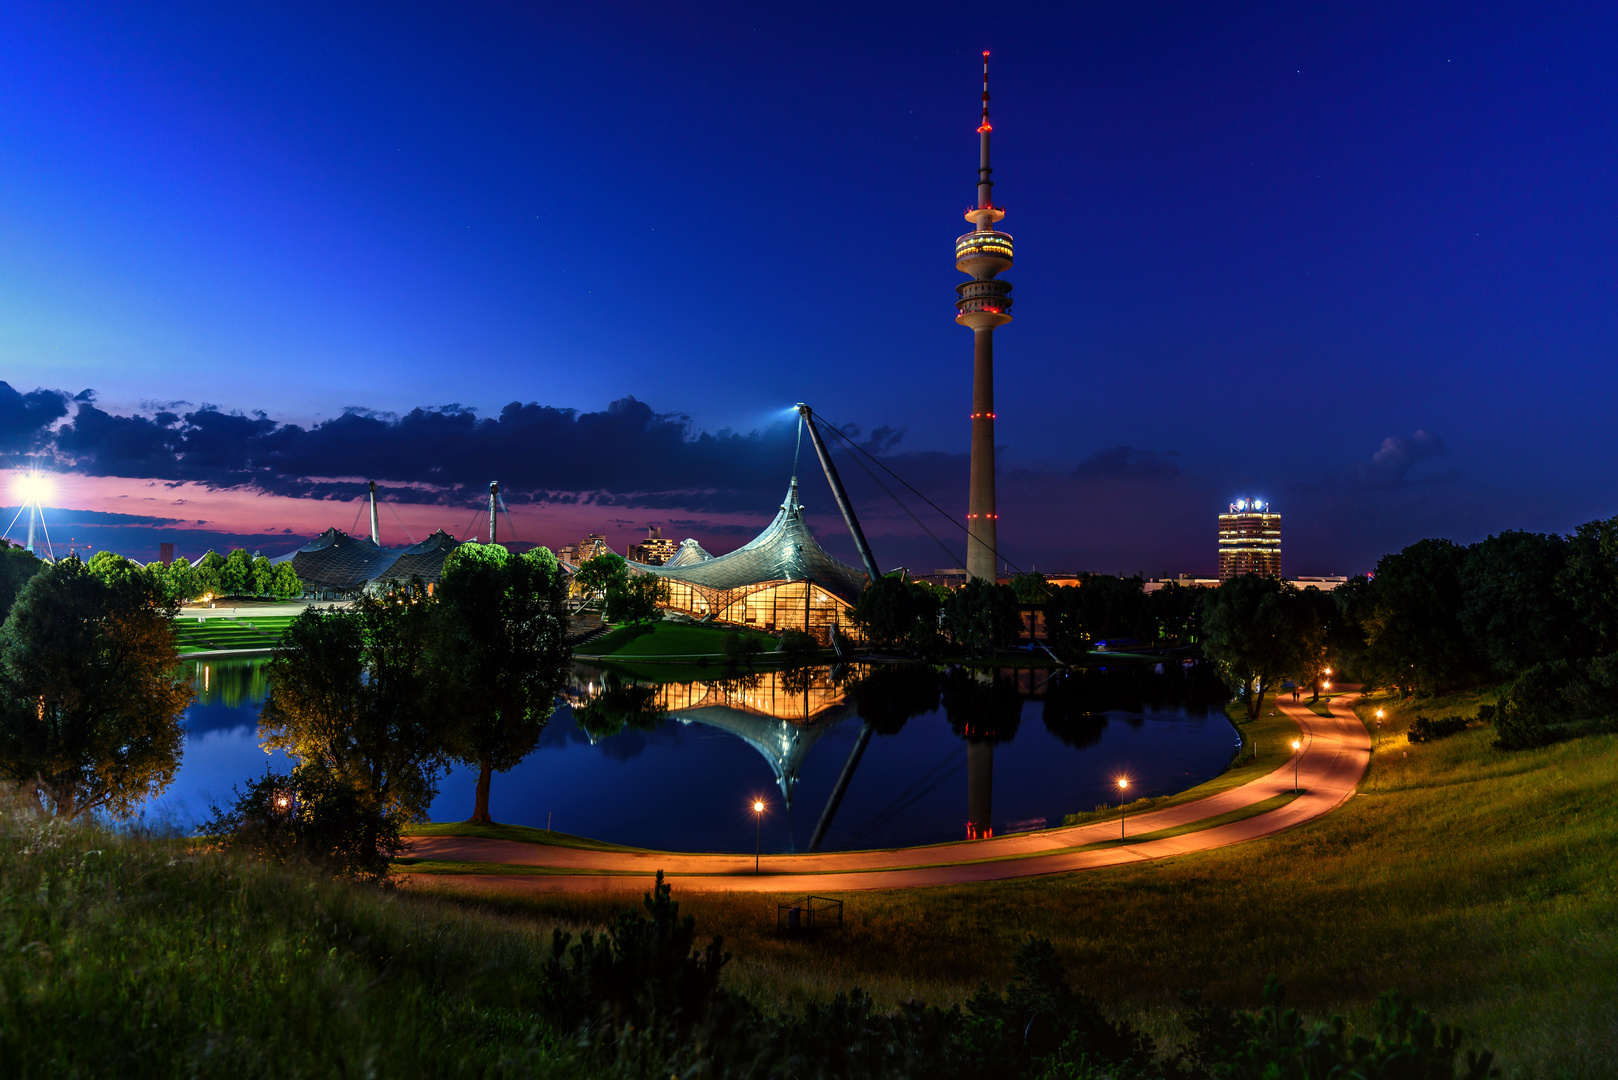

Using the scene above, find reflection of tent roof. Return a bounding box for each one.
[670,687,854,818]
[631,480,867,605]
[270,527,461,591]
[663,538,714,568]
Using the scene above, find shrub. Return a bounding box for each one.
[1408,715,1469,743]
[199,767,403,883]
[1494,660,1573,749]
[722,631,763,667]
[1474,703,1497,723]
[776,628,818,661]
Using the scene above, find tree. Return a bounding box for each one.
[251,554,275,596]
[432,544,571,824]
[606,573,669,624]
[943,579,1022,656]
[1360,539,1482,692]
[1559,514,1618,656]
[1144,581,1206,646]
[193,551,225,598]
[1042,585,1089,655]
[852,575,943,653]
[1199,575,1314,720]
[0,556,190,817]
[0,541,44,623]
[157,556,197,602]
[85,549,144,587]
[1009,571,1051,603]
[574,551,628,599]
[220,548,253,595]
[260,585,446,835]
[271,560,303,599]
[1460,530,1581,676]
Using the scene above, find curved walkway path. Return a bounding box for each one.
[403,692,1369,895]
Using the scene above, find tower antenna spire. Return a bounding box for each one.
[977,50,993,212]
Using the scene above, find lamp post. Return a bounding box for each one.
[752,799,765,874]
[1116,777,1129,839]
[1291,739,1302,794]
[1375,709,1384,748]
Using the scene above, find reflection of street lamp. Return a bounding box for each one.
[1116,777,1129,839]
[1291,739,1302,793]
[752,799,765,874]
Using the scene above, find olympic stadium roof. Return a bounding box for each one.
[270,527,461,592]
[631,478,868,604]
[663,538,714,568]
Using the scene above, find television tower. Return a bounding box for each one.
[955,50,1013,583]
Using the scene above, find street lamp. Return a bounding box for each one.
[1291,739,1302,794]
[1116,777,1129,839]
[1375,709,1384,748]
[752,799,765,874]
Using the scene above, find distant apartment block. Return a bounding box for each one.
[627,526,677,566]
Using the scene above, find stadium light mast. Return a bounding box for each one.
[368,480,381,545]
[954,51,1014,583]
[6,472,55,560]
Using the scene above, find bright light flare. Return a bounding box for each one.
[14,472,53,504]
[1291,740,1302,751]
[1116,777,1129,791]
[752,799,765,814]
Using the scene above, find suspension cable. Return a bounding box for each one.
[834,436,963,571]
[815,415,1031,579]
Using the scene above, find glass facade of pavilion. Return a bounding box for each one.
[629,479,868,644]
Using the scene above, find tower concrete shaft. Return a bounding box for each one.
[368,480,381,545]
[955,51,1013,582]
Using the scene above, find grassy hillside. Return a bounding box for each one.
[422,689,1617,1079]
[0,800,587,1077]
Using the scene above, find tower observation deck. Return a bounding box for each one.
[957,51,1013,583]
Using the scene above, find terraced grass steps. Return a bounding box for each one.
[173,614,301,654]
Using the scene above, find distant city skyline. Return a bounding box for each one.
[3,4,1616,576]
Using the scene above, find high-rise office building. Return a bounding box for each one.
[955,52,1014,583]
[1217,500,1282,579]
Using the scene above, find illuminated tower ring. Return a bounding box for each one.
[956,51,1013,582]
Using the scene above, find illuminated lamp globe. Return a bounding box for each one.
[752,800,764,814]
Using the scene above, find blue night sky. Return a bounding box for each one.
[1,2,1615,576]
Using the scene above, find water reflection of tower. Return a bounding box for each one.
[944,668,1022,840]
[967,742,993,839]
[955,51,1014,584]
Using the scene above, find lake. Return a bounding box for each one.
[150,657,1239,853]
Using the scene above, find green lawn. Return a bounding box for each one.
[425,688,1618,1078]
[581,620,779,659]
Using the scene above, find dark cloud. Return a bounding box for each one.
[0,382,70,454]
[0,506,190,528]
[52,395,811,513]
[1352,430,1449,489]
